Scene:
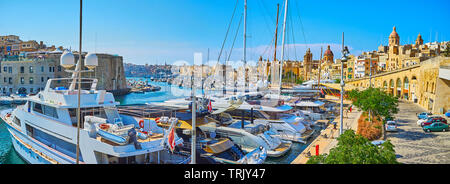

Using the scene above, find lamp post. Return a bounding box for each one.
[60,0,98,164]
[340,32,350,135]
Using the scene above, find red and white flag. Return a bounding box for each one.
[207,99,213,113]
[167,126,176,153]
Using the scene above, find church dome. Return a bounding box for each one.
[324,45,333,56]
[389,26,399,38]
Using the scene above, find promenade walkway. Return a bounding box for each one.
[291,106,361,164]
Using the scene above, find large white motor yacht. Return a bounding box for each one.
[0,77,185,164]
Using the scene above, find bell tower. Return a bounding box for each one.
[389,26,400,46]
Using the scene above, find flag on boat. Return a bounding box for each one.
[167,126,176,153]
[207,99,213,113]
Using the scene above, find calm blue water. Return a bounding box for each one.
[117,78,207,104]
[0,77,314,164]
[0,105,26,164]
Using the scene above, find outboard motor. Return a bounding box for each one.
[128,128,142,150]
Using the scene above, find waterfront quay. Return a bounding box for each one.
[291,98,361,164]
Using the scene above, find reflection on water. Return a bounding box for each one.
[0,105,26,164]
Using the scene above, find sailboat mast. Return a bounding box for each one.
[243,0,248,92]
[318,46,322,90]
[76,0,83,164]
[191,61,197,164]
[279,0,288,90]
[273,4,280,63]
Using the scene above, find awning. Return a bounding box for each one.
[276,104,293,111]
[319,83,360,92]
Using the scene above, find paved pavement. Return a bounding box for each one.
[387,101,450,164]
[291,106,361,164]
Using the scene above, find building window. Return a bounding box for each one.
[3,67,6,72]
[29,77,34,84]
[8,67,12,73]
[41,66,44,72]
[41,77,44,83]
[21,77,25,84]
[20,66,24,73]
[29,66,34,73]
[8,77,12,84]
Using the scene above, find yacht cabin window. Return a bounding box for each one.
[32,102,59,119]
[68,107,107,127]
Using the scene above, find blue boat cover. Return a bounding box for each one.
[276,104,293,111]
[314,101,325,106]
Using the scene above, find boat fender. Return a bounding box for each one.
[139,120,145,128]
[6,113,11,118]
[99,123,110,130]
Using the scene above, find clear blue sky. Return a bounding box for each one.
[1,0,449,65]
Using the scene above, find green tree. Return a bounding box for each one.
[444,42,450,57]
[335,78,341,84]
[347,87,399,122]
[296,76,304,84]
[306,130,399,164]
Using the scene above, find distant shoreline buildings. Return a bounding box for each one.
[0,35,129,96]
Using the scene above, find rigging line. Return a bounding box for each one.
[227,13,244,62]
[217,0,240,65]
[256,0,275,36]
[288,8,297,61]
[261,30,276,60]
[294,0,308,48]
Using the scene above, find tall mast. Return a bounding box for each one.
[340,32,345,135]
[191,60,197,164]
[318,46,322,91]
[279,0,288,90]
[273,4,280,63]
[76,0,83,164]
[243,0,248,93]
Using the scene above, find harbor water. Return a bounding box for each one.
[0,78,319,164]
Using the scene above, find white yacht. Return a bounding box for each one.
[0,77,186,164]
[199,121,292,157]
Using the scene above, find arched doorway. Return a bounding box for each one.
[403,77,409,100]
[396,78,402,98]
[383,81,388,91]
[18,87,27,95]
[389,79,394,95]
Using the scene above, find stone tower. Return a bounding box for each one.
[303,48,313,80]
[389,26,400,46]
[415,33,423,47]
[323,45,334,64]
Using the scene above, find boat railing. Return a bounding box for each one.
[44,78,98,93]
[116,104,185,119]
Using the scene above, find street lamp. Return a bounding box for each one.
[340,33,350,135]
[60,51,98,164]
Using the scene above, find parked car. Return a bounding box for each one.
[417,115,444,126]
[371,140,386,146]
[423,122,449,132]
[386,121,398,132]
[421,117,448,127]
[417,112,432,120]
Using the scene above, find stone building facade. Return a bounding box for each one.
[0,51,129,96]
